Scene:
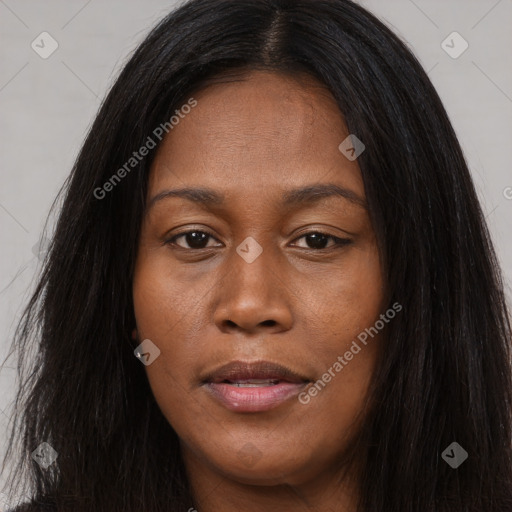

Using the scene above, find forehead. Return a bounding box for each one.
[149,70,364,201]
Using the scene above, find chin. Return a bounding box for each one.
[210,447,315,487]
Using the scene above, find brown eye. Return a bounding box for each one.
[292,232,352,250]
[167,230,221,250]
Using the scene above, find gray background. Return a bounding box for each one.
[1,0,511,499]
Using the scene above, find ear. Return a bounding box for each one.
[131,328,138,341]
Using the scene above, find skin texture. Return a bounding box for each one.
[132,70,386,512]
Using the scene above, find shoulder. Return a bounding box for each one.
[7,503,56,512]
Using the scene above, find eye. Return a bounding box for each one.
[166,230,221,250]
[291,231,352,250]
[165,229,352,251]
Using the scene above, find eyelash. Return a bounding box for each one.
[165,229,352,251]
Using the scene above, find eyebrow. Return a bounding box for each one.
[147,183,367,212]
[282,183,366,209]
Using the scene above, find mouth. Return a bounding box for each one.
[201,360,311,412]
[216,379,284,387]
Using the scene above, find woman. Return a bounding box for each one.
[2,0,511,510]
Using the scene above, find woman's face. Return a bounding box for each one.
[133,70,385,490]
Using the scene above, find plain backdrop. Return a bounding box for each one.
[1,0,511,496]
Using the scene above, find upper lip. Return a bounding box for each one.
[202,360,311,384]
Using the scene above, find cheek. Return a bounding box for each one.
[132,244,214,338]
[132,264,201,432]
[343,243,385,330]
[132,249,201,394]
[296,244,384,413]
[300,240,384,343]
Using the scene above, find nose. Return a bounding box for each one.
[212,244,293,335]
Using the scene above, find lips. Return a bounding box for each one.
[201,360,311,412]
[201,360,310,385]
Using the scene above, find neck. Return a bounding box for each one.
[181,443,360,512]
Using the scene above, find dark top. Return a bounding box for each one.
[7,502,55,512]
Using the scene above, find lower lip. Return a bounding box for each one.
[204,381,308,412]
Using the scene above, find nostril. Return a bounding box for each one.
[220,318,278,330]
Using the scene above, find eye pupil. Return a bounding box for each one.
[306,233,328,249]
[186,231,209,249]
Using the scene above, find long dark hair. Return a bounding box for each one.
[2,0,511,510]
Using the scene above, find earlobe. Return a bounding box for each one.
[132,328,138,341]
